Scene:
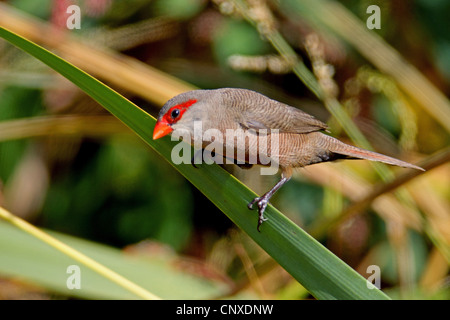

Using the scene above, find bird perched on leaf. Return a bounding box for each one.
[153,88,423,231]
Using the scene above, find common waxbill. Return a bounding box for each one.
[153,88,423,231]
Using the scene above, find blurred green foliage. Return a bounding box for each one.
[0,87,43,182]
[41,136,194,251]
[9,0,52,19]
[153,0,206,20]
[371,94,401,139]
[213,19,271,65]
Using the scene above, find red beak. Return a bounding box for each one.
[153,121,173,140]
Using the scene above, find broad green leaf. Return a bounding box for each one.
[0,27,390,300]
[0,221,228,299]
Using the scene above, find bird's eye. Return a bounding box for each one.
[171,109,180,119]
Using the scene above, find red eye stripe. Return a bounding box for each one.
[162,99,197,124]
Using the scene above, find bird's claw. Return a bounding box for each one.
[248,196,269,232]
[191,149,203,168]
[247,198,257,210]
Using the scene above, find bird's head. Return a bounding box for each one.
[153,90,215,140]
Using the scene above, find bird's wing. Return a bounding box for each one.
[222,88,328,134]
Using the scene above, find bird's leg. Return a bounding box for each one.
[248,168,292,232]
[236,163,254,169]
[191,149,203,168]
[224,155,254,169]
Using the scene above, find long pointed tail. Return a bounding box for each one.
[323,135,424,171]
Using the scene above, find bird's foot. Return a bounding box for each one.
[191,157,198,169]
[191,149,203,168]
[248,196,269,232]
